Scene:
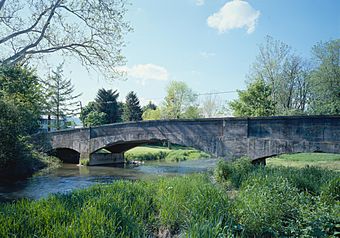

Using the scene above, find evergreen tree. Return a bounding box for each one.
[45,64,81,130]
[123,91,142,121]
[95,88,120,123]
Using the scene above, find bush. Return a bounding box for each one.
[232,175,301,237]
[297,194,339,237]
[255,166,337,195]
[321,177,340,204]
[214,157,254,188]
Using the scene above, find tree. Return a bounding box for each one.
[84,111,107,127]
[229,78,276,117]
[0,99,27,168]
[250,36,310,115]
[142,108,161,121]
[95,88,120,124]
[122,91,142,122]
[45,64,81,130]
[79,101,96,126]
[0,0,131,78]
[182,106,201,119]
[162,81,198,119]
[142,101,157,112]
[200,94,226,118]
[0,65,44,133]
[308,39,340,115]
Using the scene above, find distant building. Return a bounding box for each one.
[39,115,82,132]
[39,115,66,132]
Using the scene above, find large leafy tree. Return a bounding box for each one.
[200,94,226,118]
[122,91,142,122]
[0,66,44,172]
[0,99,28,169]
[79,101,96,125]
[45,64,81,130]
[229,78,276,117]
[84,111,107,127]
[250,36,310,115]
[95,88,120,124]
[308,39,340,115]
[0,65,44,133]
[163,81,198,119]
[142,108,161,121]
[0,0,131,78]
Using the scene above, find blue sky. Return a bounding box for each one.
[64,0,340,106]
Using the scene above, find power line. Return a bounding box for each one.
[146,90,239,101]
[195,90,238,96]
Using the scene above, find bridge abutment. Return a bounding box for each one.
[89,153,125,166]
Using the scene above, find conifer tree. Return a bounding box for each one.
[45,64,81,130]
[95,88,120,124]
[123,91,142,121]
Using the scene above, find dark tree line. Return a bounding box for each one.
[80,89,145,127]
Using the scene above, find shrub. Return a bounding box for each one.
[321,177,340,204]
[232,175,301,237]
[80,158,90,166]
[256,166,337,195]
[297,194,340,237]
[214,157,254,188]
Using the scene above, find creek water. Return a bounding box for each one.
[0,158,217,203]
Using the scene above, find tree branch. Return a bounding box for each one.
[2,0,62,65]
[0,6,51,45]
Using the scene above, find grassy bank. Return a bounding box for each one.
[0,174,230,237]
[267,153,340,171]
[1,157,339,237]
[125,145,210,162]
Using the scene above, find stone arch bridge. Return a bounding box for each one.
[35,116,340,165]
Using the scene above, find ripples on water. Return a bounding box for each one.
[0,159,217,202]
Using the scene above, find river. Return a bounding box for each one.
[0,158,218,203]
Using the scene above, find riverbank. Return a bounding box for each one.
[125,145,211,162]
[1,157,338,237]
[0,151,61,181]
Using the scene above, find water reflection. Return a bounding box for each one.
[0,158,217,202]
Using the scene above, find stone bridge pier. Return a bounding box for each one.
[36,116,340,165]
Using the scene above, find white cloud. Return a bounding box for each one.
[200,51,216,58]
[207,0,260,34]
[195,0,205,6]
[117,64,169,83]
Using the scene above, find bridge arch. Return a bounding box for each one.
[49,148,80,164]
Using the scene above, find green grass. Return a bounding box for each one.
[215,158,340,237]
[1,154,339,237]
[0,174,231,237]
[125,145,210,162]
[267,153,340,171]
